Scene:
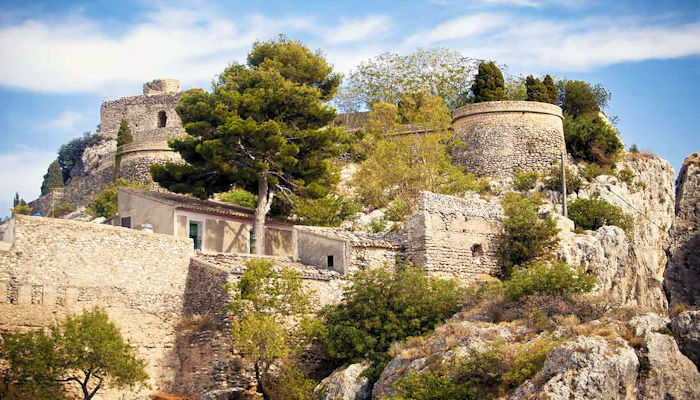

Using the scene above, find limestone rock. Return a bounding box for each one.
[665,152,700,306]
[143,78,181,95]
[640,331,700,399]
[510,336,639,400]
[75,139,116,176]
[671,310,700,368]
[628,312,668,337]
[314,361,371,400]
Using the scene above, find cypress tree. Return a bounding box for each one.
[543,74,558,104]
[471,61,506,103]
[525,75,549,102]
[40,161,64,195]
[13,192,20,207]
[117,118,133,147]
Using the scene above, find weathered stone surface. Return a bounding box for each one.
[452,101,565,178]
[670,310,700,368]
[144,78,181,96]
[640,331,700,400]
[511,336,639,400]
[314,361,371,400]
[666,153,700,306]
[627,312,668,337]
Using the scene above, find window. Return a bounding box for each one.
[120,216,131,228]
[471,243,484,257]
[327,255,334,268]
[157,111,167,128]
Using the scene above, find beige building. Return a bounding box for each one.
[117,188,294,256]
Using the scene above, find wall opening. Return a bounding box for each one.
[327,255,334,268]
[157,111,167,128]
[120,216,131,228]
[471,243,484,257]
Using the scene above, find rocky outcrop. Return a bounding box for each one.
[665,152,700,306]
[314,361,372,400]
[671,310,700,368]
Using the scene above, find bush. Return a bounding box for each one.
[504,261,596,301]
[543,163,582,193]
[57,132,103,181]
[617,168,635,186]
[564,114,623,166]
[116,118,133,147]
[292,195,360,227]
[567,197,632,232]
[319,264,466,376]
[579,162,616,181]
[512,168,539,191]
[87,179,147,218]
[216,188,258,208]
[496,192,559,277]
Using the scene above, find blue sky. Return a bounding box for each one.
[0,0,699,217]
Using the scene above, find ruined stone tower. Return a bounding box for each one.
[451,101,565,178]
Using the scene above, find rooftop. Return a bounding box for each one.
[294,225,396,249]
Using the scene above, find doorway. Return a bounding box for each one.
[189,221,202,250]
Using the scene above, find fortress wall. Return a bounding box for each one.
[0,215,194,398]
[403,192,504,282]
[452,101,565,178]
[99,93,185,143]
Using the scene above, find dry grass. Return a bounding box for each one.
[626,149,656,161]
[176,315,216,332]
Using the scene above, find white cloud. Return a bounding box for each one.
[45,110,85,131]
[324,15,392,45]
[404,13,506,45]
[0,148,56,218]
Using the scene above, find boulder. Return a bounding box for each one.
[670,310,700,368]
[314,361,371,400]
[628,312,668,337]
[640,331,700,399]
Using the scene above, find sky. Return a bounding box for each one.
[0,0,699,217]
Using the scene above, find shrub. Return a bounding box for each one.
[87,179,148,218]
[501,337,561,388]
[496,192,559,277]
[57,132,103,181]
[52,203,76,218]
[40,160,64,195]
[512,168,539,191]
[629,144,639,153]
[564,114,623,166]
[567,197,632,231]
[579,162,616,181]
[543,163,582,193]
[216,188,258,208]
[559,80,609,118]
[116,118,133,147]
[264,361,317,400]
[471,61,506,102]
[292,195,360,227]
[389,368,468,400]
[503,261,596,301]
[319,264,466,377]
[617,168,635,186]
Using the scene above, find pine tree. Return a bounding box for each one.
[40,161,64,195]
[116,118,133,147]
[471,61,506,103]
[543,74,558,104]
[525,75,549,102]
[151,36,350,254]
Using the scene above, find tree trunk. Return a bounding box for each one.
[252,175,272,255]
[254,362,269,400]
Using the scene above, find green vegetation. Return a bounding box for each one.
[57,132,103,181]
[319,264,466,381]
[116,118,133,147]
[542,75,558,104]
[512,168,539,191]
[629,144,639,153]
[564,114,623,166]
[525,75,549,103]
[496,192,559,277]
[0,307,148,400]
[10,193,31,216]
[504,261,597,301]
[228,258,314,400]
[567,197,632,232]
[40,160,64,195]
[543,163,582,193]
[339,48,477,110]
[87,179,148,218]
[151,36,350,254]
[471,61,506,102]
[216,188,258,208]
[559,80,610,118]
[505,75,527,100]
[291,195,360,227]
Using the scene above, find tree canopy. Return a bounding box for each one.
[471,61,506,103]
[40,160,64,195]
[525,75,549,103]
[57,132,102,181]
[116,119,133,147]
[0,307,148,400]
[339,48,478,110]
[150,36,351,254]
[559,80,610,117]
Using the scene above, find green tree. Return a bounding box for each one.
[228,258,313,399]
[291,194,359,227]
[12,192,20,207]
[564,114,623,165]
[116,119,133,147]
[87,179,148,218]
[341,48,478,109]
[10,203,32,216]
[471,61,506,103]
[150,36,350,254]
[542,75,558,104]
[352,96,483,220]
[40,160,64,195]
[505,75,527,100]
[567,197,632,232]
[0,307,148,400]
[496,192,559,277]
[559,80,610,118]
[58,132,102,181]
[525,75,549,102]
[504,261,596,301]
[216,188,259,208]
[319,264,465,380]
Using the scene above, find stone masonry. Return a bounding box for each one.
[452,101,565,178]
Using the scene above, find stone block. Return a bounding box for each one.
[17,284,32,304]
[0,281,7,303]
[65,287,79,308]
[42,286,57,305]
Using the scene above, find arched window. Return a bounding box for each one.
[157,111,167,128]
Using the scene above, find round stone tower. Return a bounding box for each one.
[451,101,565,178]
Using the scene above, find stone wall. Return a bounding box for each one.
[402,191,503,282]
[0,215,194,399]
[451,101,565,178]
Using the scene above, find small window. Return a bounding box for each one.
[121,216,131,228]
[157,111,167,128]
[327,255,334,268]
[471,244,484,257]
